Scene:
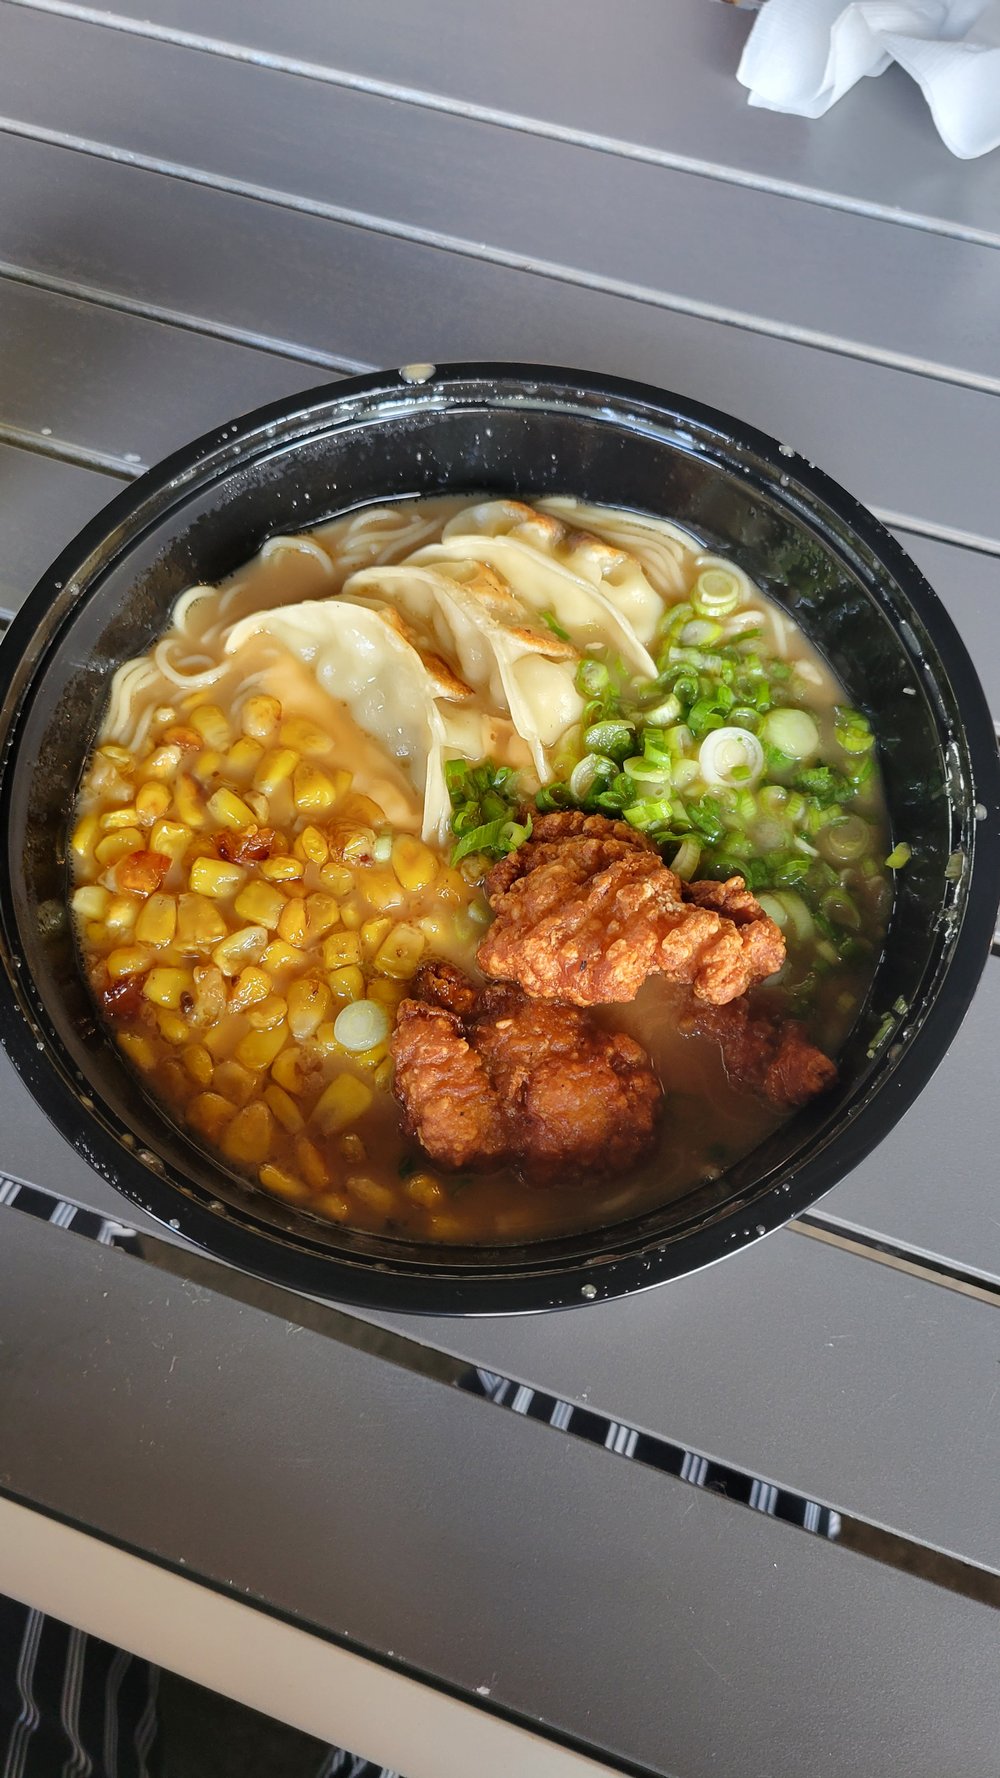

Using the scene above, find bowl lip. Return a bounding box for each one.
[1,359,998,1317]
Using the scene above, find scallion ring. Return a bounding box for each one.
[697,726,765,790]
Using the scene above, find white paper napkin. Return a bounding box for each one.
[737,0,1000,157]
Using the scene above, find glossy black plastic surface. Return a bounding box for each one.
[0,365,997,1313]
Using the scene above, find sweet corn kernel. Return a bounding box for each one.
[391,835,438,892]
[135,781,172,824]
[279,718,334,756]
[154,1010,187,1045]
[241,695,282,741]
[338,1133,367,1163]
[212,1060,257,1107]
[183,1044,214,1087]
[261,939,307,975]
[106,944,154,979]
[416,913,449,946]
[277,898,308,947]
[314,1074,372,1133]
[229,966,270,1012]
[270,1047,307,1094]
[203,1020,236,1062]
[258,1162,309,1202]
[235,1024,288,1071]
[95,829,144,868]
[329,824,376,866]
[286,977,330,1041]
[188,1090,237,1140]
[260,854,303,884]
[189,855,245,898]
[339,903,362,930]
[247,994,288,1030]
[353,1040,389,1072]
[346,1174,395,1216]
[71,884,109,921]
[372,922,425,981]
[70,813,101,863]
[263,1083,304,1134]
[100,743,133,769]
[225,737,264,780]
[435,865,469,906]
[314,1191,351,1221]
[367,977,405,1010]
[406,1171,444,1209]
[322,931,362,970]
[212,925,268,976]
[313,1022,349,1059]
[295,1136,331,1191]
[360,917,393,959]
[189,704,232,749]
[104,894,140,936]
[253,748,298,796]
[134,893,177,947]
[373,1057,394,1092]
[299,825,328,866]
[117,1031,157,1072]
[100,805,141,832]
[342,793,386,826]
[306,893,340,941]
[221,1102,274,1165]
[207,787,256,830]
[318,862,353,896]
[234,881,286,930]
[191,748,225,786]
[176,892,228,948]
[142,966,193,1008]
[292,763,340,815]
[359,869,406,912]
[149,819,192,865]
[173,774,206,828]
[140,744,182,782]
[328,965,365,1003]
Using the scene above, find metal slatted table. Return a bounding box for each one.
[1,3,998,1772]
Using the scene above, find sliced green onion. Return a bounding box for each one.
[624,755,672,787]
[885,842,911,869]
[333,998,392,1054]
[576,658,611,697]
[539,608,571,642]
[452,816,531,865]
[759,707,821,762]
[819,814,870,865]
[698,726,765,790]
[834,705,874,755]
[569,753,616,801]
[679,618,724,647]
[670,837,702,880]
[774,891,815,945]
[372,833,393,863]
[583,720,635,762]
[820,887,861,929]
[640,695,682,726]
[623,799,672,833]
[691,563,745,618]
[757,892,788,929]
[671,759,701,792]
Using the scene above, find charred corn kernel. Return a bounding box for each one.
[106,943,153,979]
[189,855,244,898]
[104,894,140,936]
[360,917,393,959]
[338,1132,367,1163]
[235,1023,288,1071]
[295,1136,331,1190]
[373,1057,394,1092]
[247,994,288,1030]
[330,824,376,866]
[339,903,362,930]
[314,1074,372,1133]
[95,829,144,868]
[157,1009,189,1045]
[225,737,264,780]
[71,884,109,921]
[192,965,227,1024]
[207,787,255,830]
[176,893,227,948]
[234,881,286,930]
[134,892,177,947]
[149,819,191,865]
[270,1047,306,1094]
[260,854,302,884]
[221,1102,273,1165]
[315,1190,351,1221]
[286,976,330,1041]
[435,865,468,906]
[117,1031,157,1071]
[70,813,101,863]
[258,1162,309,1202]
[407,1171,444,1209]
[299,825,328,866]
[229,966,270,1011]
[345,1174,395,1215]
[306,893,340,940]
[292,763,339,815]
[241,695,282,741]
[322,930,362,970]
[279,717,333,756]
[253,748,298,796]
[141,744,182,781]
[360,869,406,912]
[391,835,438,892]
[319,862,353,896]
[245,792,270,824]
[342,792,386,826]
[188,1090,236,1141]
[213,1060,256,1106]
[276,898,307,947]
[189,704,232,749]
[100,805,141,831]
[328,965,365,1003]
[261,938,306,975]
[183,1044,213,1087]
[373,923,425,980]
[171,774,204,829]
[368,977,405,1010]
[142,966,193,1008]
[191,748,225,786]
[212,925,268,976]
[263,1083,303,1133]
[135,781,172,824]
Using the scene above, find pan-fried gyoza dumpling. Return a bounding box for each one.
[535,497,695,605]
[342,561,583,781]
[441,498,671,647]
[223,598,469,843]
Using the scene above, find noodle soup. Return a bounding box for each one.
[70,497,893,1243]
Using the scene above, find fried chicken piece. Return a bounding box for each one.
[391,961,662,1181]
[681,996,837,1109]
[479,813,784,1007]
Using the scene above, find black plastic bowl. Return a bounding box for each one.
[1,365,997,1315]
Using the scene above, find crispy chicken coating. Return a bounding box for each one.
[682,996,837,1109]
[478,812,784,1007]
[391,961,662,1181]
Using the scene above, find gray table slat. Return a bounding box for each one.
[34,0,1000,242]
[3,7,999,393]
[0,441,125,609]
[1,1208,999,1778]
